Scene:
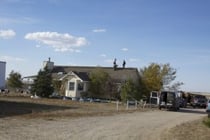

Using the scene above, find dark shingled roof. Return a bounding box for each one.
[73,71,90,81]
[51,66,140,84]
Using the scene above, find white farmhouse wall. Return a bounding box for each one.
[0,61,6,89]
[65,77,88,98]
[65,78,77,98]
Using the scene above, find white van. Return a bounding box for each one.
[159,91,180,111]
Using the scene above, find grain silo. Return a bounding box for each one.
[0,61,6,89]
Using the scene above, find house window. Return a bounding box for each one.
[78,83,84,91]
[69,82,75,91]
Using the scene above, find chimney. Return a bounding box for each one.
[43,57,54,71]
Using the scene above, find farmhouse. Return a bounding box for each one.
[24,58,141,99]
[49,61,140,99]
[0,61,6,89]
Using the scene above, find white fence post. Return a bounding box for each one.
[135,100,137,109]
[116,100,119,111]
[143,101,146,110]
[126,100,129,110]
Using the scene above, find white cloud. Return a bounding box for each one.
[74,50,81,53]
[100,54,107,57]
[0,17,38,25]
[0,29,16,39]
[129,58,138,62]
[0,55,25,62]
[104,59,113,63]
[35,44,41,48]
[92,29,107,33]
[121,48,128,51]
[25,32,88,52]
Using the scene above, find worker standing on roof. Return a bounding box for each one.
[113,58,118,70]
[123,60,126,68]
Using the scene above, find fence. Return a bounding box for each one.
[116,100,147,111]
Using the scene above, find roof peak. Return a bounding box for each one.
[53,65,138,70]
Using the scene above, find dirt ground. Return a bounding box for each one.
[0,96,209,140]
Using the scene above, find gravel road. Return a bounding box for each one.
[0,108,206,140]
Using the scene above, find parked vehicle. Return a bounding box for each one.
[191,95,207,108]
[150,91,160,105]
[159,91,180,111]
[206,99,210,118]
[179,98,187,108]
[206,99,210,112]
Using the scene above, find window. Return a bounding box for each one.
[69,82,75,91]
[78,83,84,91]
[151,92,158,97]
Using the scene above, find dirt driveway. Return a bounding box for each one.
[0,108,206,140]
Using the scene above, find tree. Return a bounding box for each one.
[52,80,63,95]
[7,70,23,91]
[140,63,183,97]
[31,67,54,97]
[120,79,141,103]
[89,68,109,98]
[89,68,117,99]
[105,77,120,100]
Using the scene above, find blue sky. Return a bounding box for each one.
[0,0,210,92]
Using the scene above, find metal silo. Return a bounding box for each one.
[0,61,6,89]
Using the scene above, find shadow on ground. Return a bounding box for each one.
[0,100,74,118]
[179,108,207,115]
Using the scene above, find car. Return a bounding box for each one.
[206,99,210,112]
[79,97,85,102]
[206,100,210,118]
[190,95,207,108]
[197,99,207,108]
[191,97,207,108]
[49,94,63,99]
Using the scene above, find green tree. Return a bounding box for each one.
[89,68,116,98]
[7,70,23,91]
[140,63,183,97]
[52,80,62,95]
[120,79,140,103]
[31,67,54,97]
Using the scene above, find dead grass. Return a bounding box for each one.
[0,94,146,119]
[162,117,210,140]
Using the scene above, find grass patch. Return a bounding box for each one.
[0,95,143,119]
[203,117,210,128]
[162,117,210,140]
